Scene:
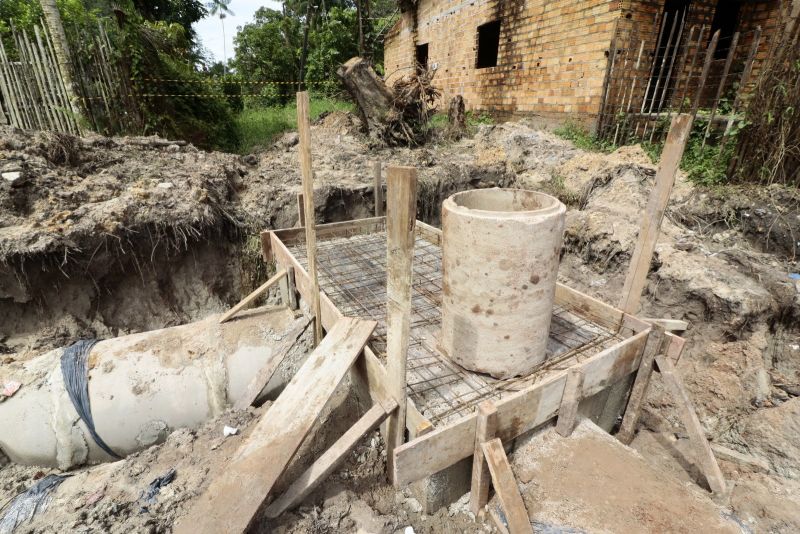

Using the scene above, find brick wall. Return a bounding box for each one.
[384,0,621,129]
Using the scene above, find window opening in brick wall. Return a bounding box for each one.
[476,20,501,69]
[416,43,429,72]
[709,0,742,59]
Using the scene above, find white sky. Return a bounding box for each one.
[194,0,282,64]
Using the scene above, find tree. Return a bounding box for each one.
[39,0,86,131]
[206,0,234,74]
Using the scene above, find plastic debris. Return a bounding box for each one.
[139,468,176,512]
[1,381,21,399]
[60,339,121,459]
[0,474,67,534]
[404,527,416,534]
[223,426,238,437]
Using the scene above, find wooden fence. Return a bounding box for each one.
[597,8,765,147]
[0,21,138,136]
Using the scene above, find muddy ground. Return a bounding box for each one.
[1,115,799,533]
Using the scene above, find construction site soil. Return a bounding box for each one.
[1,115,799,533]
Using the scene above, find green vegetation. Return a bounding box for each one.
[553,120,615,152]
[235,97,354,154]
[555,116,740,187]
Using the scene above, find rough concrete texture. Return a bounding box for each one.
[1,117,799,532]
[440,188,565,377]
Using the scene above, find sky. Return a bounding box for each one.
[194,0,282,64]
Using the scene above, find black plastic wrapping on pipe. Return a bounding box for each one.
[0,474,68,533]
[60,339,121,460]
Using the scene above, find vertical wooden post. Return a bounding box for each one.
[385,165,417,484]
[702,31,740,148]
[555,368,584,437]
[373,160,384,217]
[677,26,706,114]
[296,91,323,345]
[690,30,720,121]
[470,400,498,515]
[722,27,761,139]
[619,114,693,315]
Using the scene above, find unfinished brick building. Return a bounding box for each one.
[384,0,786,132]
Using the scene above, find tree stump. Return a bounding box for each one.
[447,95,466,140]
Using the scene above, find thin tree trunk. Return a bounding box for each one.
[40,0,85,133]
[356,0,365,56]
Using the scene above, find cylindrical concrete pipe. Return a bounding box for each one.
[440,188,566,379]
[0,307,304,469]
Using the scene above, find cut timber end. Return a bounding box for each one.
[173,316,376,534]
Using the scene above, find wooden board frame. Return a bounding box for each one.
[262,217,654,487]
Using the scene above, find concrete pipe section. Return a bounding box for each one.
[440,188,566,379]
[0,307,303,469]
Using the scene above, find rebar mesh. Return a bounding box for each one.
[287,228,625,425]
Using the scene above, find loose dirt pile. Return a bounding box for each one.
[1,115,799,532]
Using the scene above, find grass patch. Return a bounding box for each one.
[538,172,581,207]
[235,97,354,154]
[554,120,616,152]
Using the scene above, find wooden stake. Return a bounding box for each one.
[173,317,376,534]
[555,368,584,437]
[655,353,726,495]
[702,31,740,148]
[470,401,498,515]
[482,439,533,534]
[616,326,667,444]
[385,165,418,484]
[265,398,397,517]
[677,25,706,115]
[219,269,286,324]
[722,27,761,139]
[618,114,693,315]
[373,160,384,217]
[690,30,720,121]
[296,91,324,345]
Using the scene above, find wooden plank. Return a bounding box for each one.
[266,216,386,248]
[616,326,666,444]
[415,219,442,246]
[470,401,498,515]
[655,353,726,495]
[264,398,397,517]
[270,228,426,432]
[555,283,624,330]
[489,504,512,534]
[373,160,384,217]
[641,317,689,332]
[234,316,311,411]
[392,329,649,487]
[618,114,693,315]
[666,332,686,363]
[482,439,533,534]
[296,91,323,345]
[219,269,287,324]
[173,317,376,534]
[385,166,418,483]
[555,368,584,437]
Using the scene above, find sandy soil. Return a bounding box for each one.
[1,115,799,532]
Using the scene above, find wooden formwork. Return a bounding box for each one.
[261,216,686,488]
